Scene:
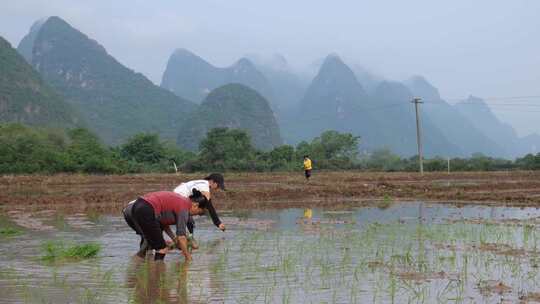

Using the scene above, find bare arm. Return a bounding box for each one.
[207,200,225,231]
[163,225,175,241]
[176,236,191,261]
[175,210,192,260]
[201,191,225,231]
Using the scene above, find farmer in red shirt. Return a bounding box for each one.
[123,190,208,261]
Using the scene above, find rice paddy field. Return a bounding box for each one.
[1,171,540,303]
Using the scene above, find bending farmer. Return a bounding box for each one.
[123,190,208,261]
[173,173,226,249]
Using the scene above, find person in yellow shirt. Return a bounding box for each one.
[303,155,312,180]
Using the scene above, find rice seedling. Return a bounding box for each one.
[0,214,23,237]
[41,240,101,262]
[0,227,22,237]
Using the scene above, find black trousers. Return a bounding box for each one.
[123,203,148,254]
[124,199,166,251]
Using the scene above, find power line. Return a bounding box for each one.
[442,95,540,102]
[279,103,408,126]
[424,101,540,107]
[422,101,540,112]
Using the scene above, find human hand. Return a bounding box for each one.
[218,223,226,231]
[157,247,169,255]
[166,240,176,249]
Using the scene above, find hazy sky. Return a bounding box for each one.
[1,0,539,136]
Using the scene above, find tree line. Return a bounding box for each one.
[1,123,540,174]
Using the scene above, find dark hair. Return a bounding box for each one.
[189,189,209,209]
[304,155,309,158]
[204,173,226,190]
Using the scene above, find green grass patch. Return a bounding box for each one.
[41,241,101,262]
[0,227,22,237]
[0,214,23,237]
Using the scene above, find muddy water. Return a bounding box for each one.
[1,202,540,303]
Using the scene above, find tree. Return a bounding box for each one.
[66,128,117,173]
[120,133,165,164]
[516,153,540,170]
[269,145,294,163]
[295,141,312,160]
[363,148,403,171]
[268,145,295,170]
[311,130,360,160]
[199,128,256,170]
[0,123,67,173]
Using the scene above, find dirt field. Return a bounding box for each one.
[1,171,539,214]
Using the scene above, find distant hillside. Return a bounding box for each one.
[283,54,381,146]
[455,96,519,157]
[370,80,461,156]
[17,19,45,63]
[282,54,460,157]
[18,16,196,145]
[161,49,274,106]
[518,133,540,155]
[351,65,383,94]
[405,76,507,157]
[177,84,282,151]
[246,53,307,112]
[0,36,81,128]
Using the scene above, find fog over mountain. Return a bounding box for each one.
[1,1,539,148]
[17,16,196,145]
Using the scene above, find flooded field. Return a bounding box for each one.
[3,202,540,303]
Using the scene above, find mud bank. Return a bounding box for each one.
[1,171,539,214]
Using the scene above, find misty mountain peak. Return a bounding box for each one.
[18,16,196,144]
[464,95,485,104]
[374,81,413,99]
[161,51,273,104]
[40,16,84,36]
[233,57,256,70]
[245,53,289,71]
[321,53,346,69]
[270,53,288,69]
[172,48,199,58]
[404,75,441,102]
[17,17,50,62]
[316,53,359,86]
[30,17,47,33]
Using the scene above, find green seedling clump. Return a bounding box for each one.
[41,241,101,262]
[0,214,23,237]
[0,227,22,237]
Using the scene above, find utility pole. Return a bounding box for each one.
[412,97,424,175]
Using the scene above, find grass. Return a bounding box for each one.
[0,227,22,237]
[0,214,23,237]
[41,240,101,262]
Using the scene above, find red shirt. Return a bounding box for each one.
[141,191,192,235]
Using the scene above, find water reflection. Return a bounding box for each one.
[3,203,540,303]
[126,257,191,304]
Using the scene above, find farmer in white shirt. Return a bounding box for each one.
[173,173,226,249]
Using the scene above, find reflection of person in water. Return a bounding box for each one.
[123,190,208,261]
[126,257,190,304]
[126,258,170,303]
